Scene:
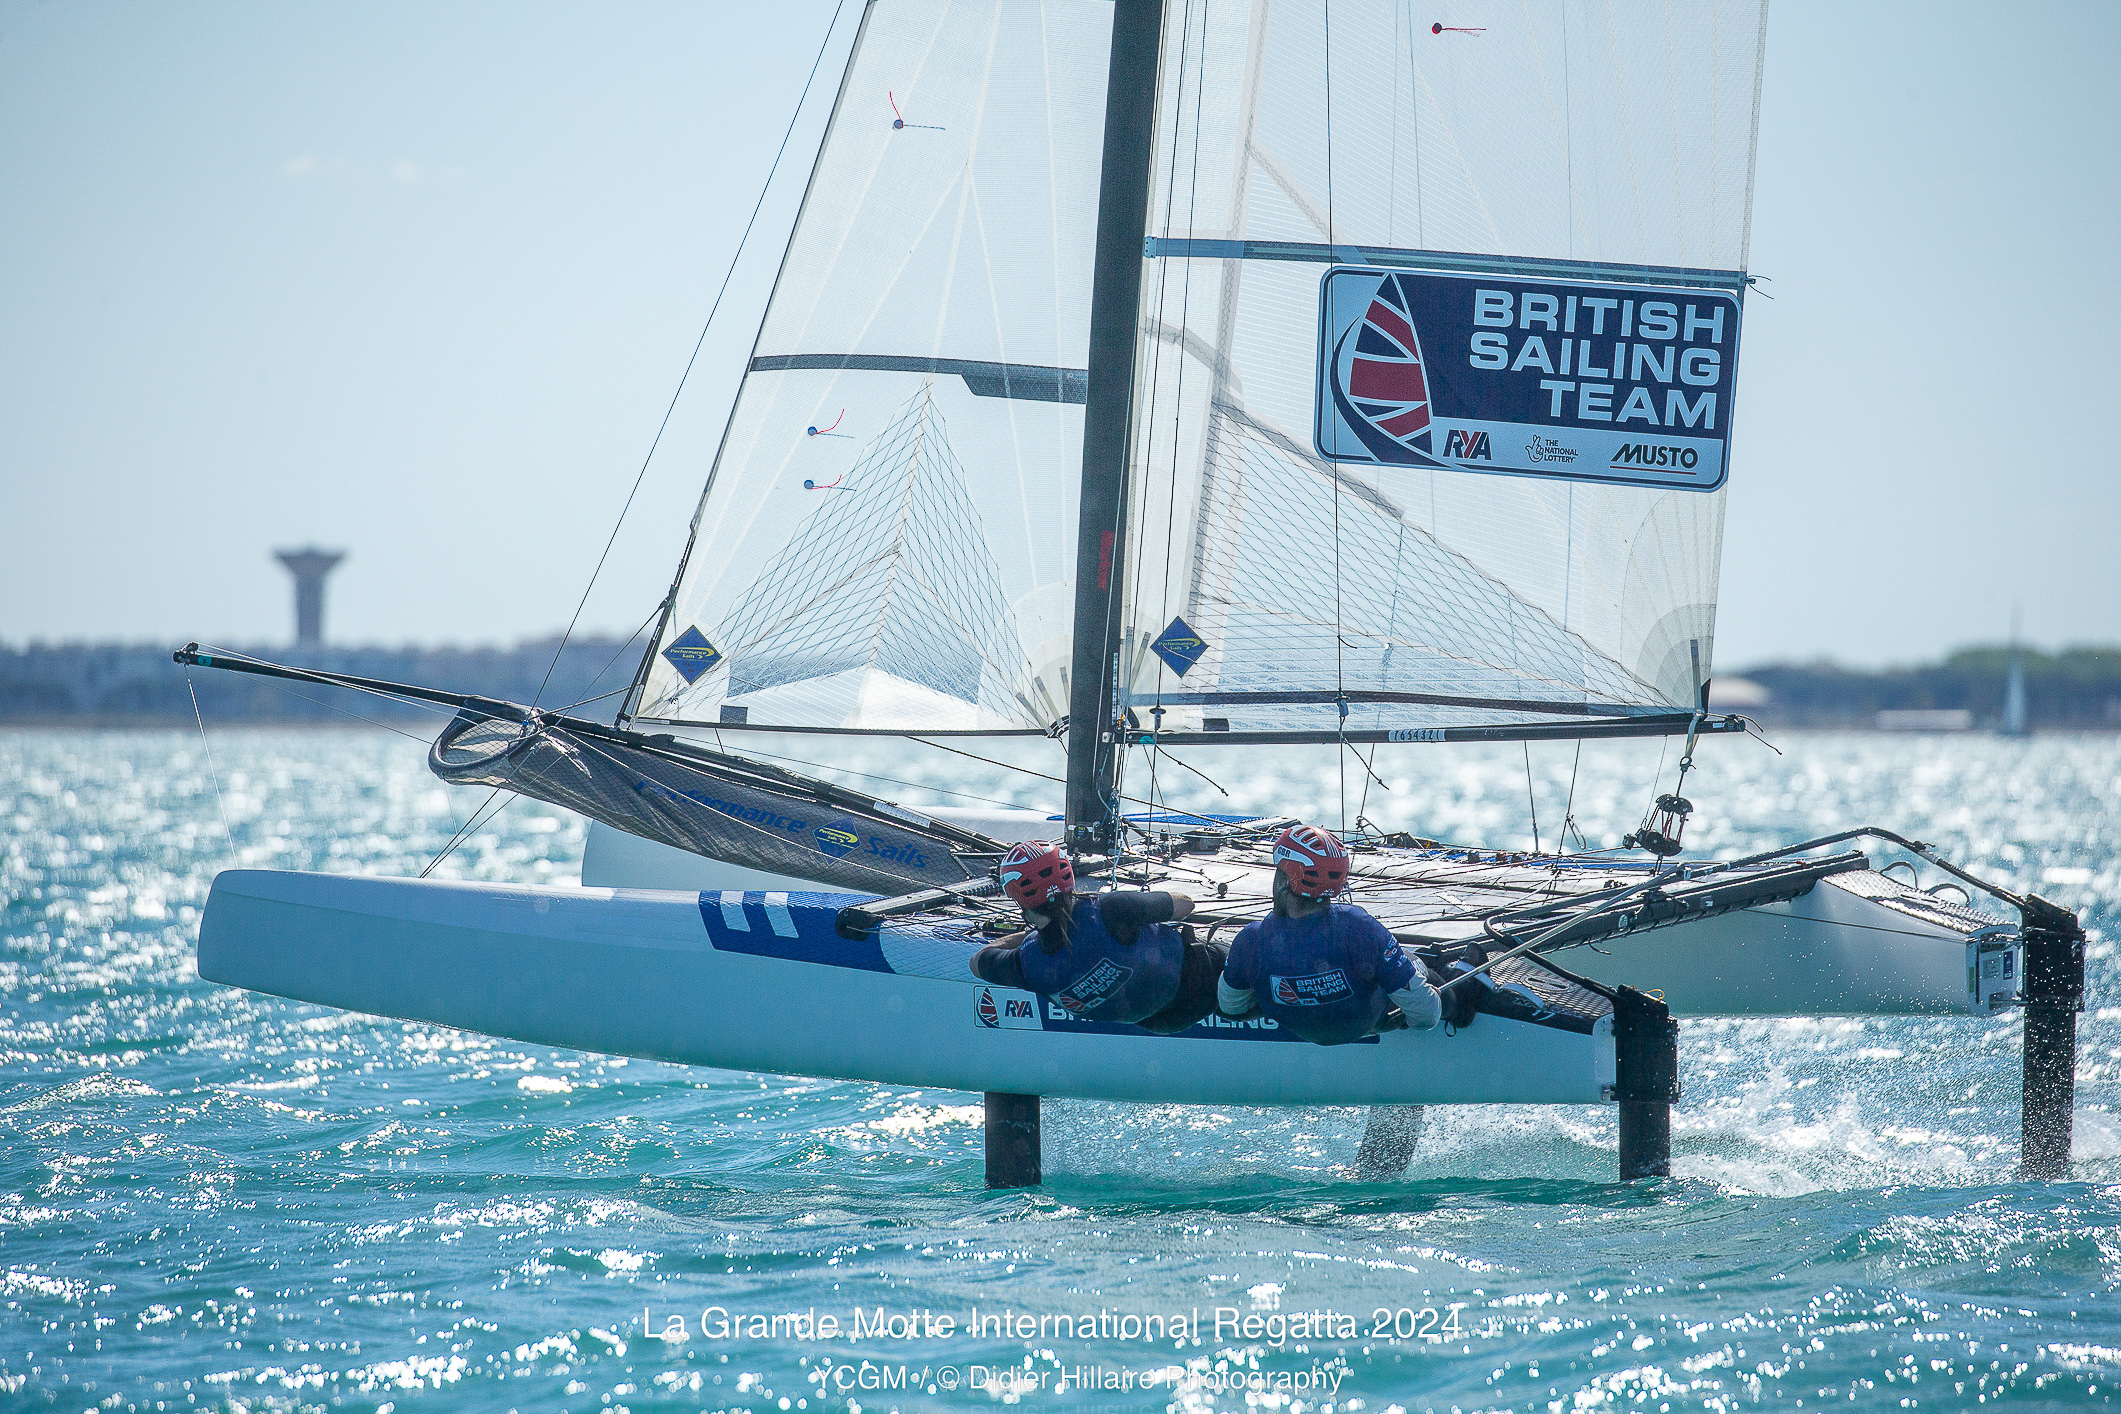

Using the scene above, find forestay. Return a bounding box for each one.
[1118,0,1767,737]
[632,0,1113,734]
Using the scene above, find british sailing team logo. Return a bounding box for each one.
[1272,969,1354,1007]
[1323,273,1443,468]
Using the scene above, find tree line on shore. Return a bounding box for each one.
[1734,646,2121,729]
[0,637,643,726]
[2,638,2117,730]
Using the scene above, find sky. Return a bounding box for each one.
[2,0,2116,669]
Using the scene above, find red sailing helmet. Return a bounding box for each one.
[999,840,1073,909]
[1273,824,1349,899]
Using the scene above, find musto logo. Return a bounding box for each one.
[1610,442,1699,472]
[1325,273,1435,465]
[814,820,861,858]
[1271,969,1354,1007]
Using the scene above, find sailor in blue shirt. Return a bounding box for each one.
[1218,824,1444,1045]
[970,840,1228,1034]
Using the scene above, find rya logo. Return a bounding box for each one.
[1442,428,1492,460]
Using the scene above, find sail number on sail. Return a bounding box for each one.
[1315,266,1742,491]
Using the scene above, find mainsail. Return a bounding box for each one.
[627,0,1767,745]
[1116,0,1766,739]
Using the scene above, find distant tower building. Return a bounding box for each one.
[274,547,346,648]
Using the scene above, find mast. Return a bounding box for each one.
[1065,0,1166,855]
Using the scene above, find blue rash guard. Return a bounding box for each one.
[974,892,1186,1025]
[1222,903,1420,1045]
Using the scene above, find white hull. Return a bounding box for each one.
[198,869,1613,1106]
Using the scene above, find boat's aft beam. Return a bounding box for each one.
[2020,894,2087,1180]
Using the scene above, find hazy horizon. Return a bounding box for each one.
[4,0,2116,670]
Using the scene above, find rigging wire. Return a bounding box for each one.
[1523,741,1541,854]
[1119,0,1205,847]
[529,0,854,712]
[906,735,1223,824]
[421,786,510,878]
[1561,738,1584,850]
[733,741,1058,815]
[186,674,237,866]
[557,604,664,716]
[1322,0,1352,834]
[1148,743,1230,799]
[212,667,447,746]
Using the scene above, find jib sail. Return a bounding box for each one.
[630,0,1113,735]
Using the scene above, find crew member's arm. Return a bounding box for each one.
[970,933,1031,989]
[1370,919,1443,1030]
[1095,889,1193,937]
[1217,924,1260,1017]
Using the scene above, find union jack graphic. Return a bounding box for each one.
[1326,273,1442,467]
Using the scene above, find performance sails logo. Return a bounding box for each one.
[814,819,861,858]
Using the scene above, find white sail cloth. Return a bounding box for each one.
[631,0,1767,739]
[634,0,1111,733]
[1120,0,1765,734]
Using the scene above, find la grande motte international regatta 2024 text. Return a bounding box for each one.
[642,1303,1469,1348]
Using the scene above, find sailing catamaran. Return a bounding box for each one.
[180,0,2085,1183]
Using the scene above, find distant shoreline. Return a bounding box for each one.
[0,638,641,727]
[4,638,2116,732]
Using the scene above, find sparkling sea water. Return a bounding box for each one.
[4,726,2118,1411]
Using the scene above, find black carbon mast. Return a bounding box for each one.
[1064,0,1165,856]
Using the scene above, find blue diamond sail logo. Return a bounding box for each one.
[1150,616,1207,678]
[814,819,860,858]
[661,625,724,684]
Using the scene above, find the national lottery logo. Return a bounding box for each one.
[1322,273,1440,467]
